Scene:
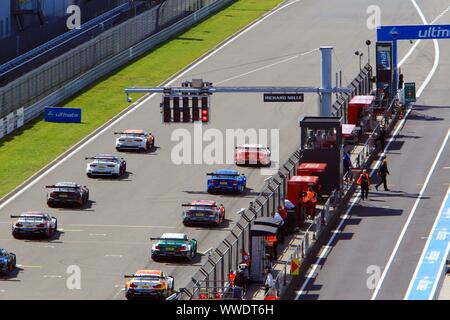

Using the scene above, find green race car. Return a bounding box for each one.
[151,233,197,261]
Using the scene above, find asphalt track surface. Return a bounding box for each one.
[0,0,446,299]
[291,0,450,301]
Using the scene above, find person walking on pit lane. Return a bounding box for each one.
[375,159,390,191]
[272,210,285,244]
[357,169,370,200]
[343,151,353,181]
[375,125,387,152]
[264,268,274,295]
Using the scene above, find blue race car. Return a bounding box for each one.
[207,170,246,194]
[0,248,16,276]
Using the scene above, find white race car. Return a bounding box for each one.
[85,154,126,178]
[115,130,155,152]
[11,212,58,239]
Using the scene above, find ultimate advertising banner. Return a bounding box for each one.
[44,107,82,123]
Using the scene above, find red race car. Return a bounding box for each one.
[235,144,271,166]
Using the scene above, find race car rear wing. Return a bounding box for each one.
[114,132,150,136]
[85,157,123,161]
[235,146,270,150]
[10,215,55,220]
[206,173,241,177]
[124,274,163,279]
[150,237,187,241]
[10,215,44,219]
[181,203,217,208]
[45,185,80,189]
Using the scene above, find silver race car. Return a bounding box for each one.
[85,154,126,178]
[115,130,155,152]
[11,212,58,239]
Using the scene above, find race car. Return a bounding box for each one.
[11,212,58,239]
[207,170,247,194]
[0,248,16,276]
[46,182,89,208]
[235,144,271,166]
[85,154,126,178]
[124,270,174,300]
[114,130,155,152]
[151,233,197,261]
[182,201,225,227]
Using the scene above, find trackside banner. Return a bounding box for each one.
[44,107,82,123]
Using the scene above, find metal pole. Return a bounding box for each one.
[320,46,333,117]
[392,39,398,95]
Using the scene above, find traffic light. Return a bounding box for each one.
[201,95,209,123]
[192,96,200,121]
[173,97,181,123]
[182,97,190,122]
[162,96,171,123]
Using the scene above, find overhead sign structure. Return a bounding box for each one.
[263,93,304,103]
[44,107,82,123]
[377,24,450,93]
[125,47,354,121]
[291,258,300,276]
[377,25,450,41]
[404,82,416,103]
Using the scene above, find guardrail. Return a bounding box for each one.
[0,0,234,120]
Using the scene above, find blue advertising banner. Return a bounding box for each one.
[44,107,82,123]
[378,24,450,41]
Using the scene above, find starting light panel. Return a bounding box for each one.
[160,95,210,124]
[201,95,209,123]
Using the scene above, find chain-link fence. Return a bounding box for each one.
[0,0,233,119]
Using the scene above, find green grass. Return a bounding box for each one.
[0,0,284,198]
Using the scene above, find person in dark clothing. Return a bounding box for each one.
[233,270,246,299]
[375,159,390,191]
[357,169,370,200]
[375,126,386,151]
[343,151,352,181]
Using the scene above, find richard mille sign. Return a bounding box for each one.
[263,93,304,102]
